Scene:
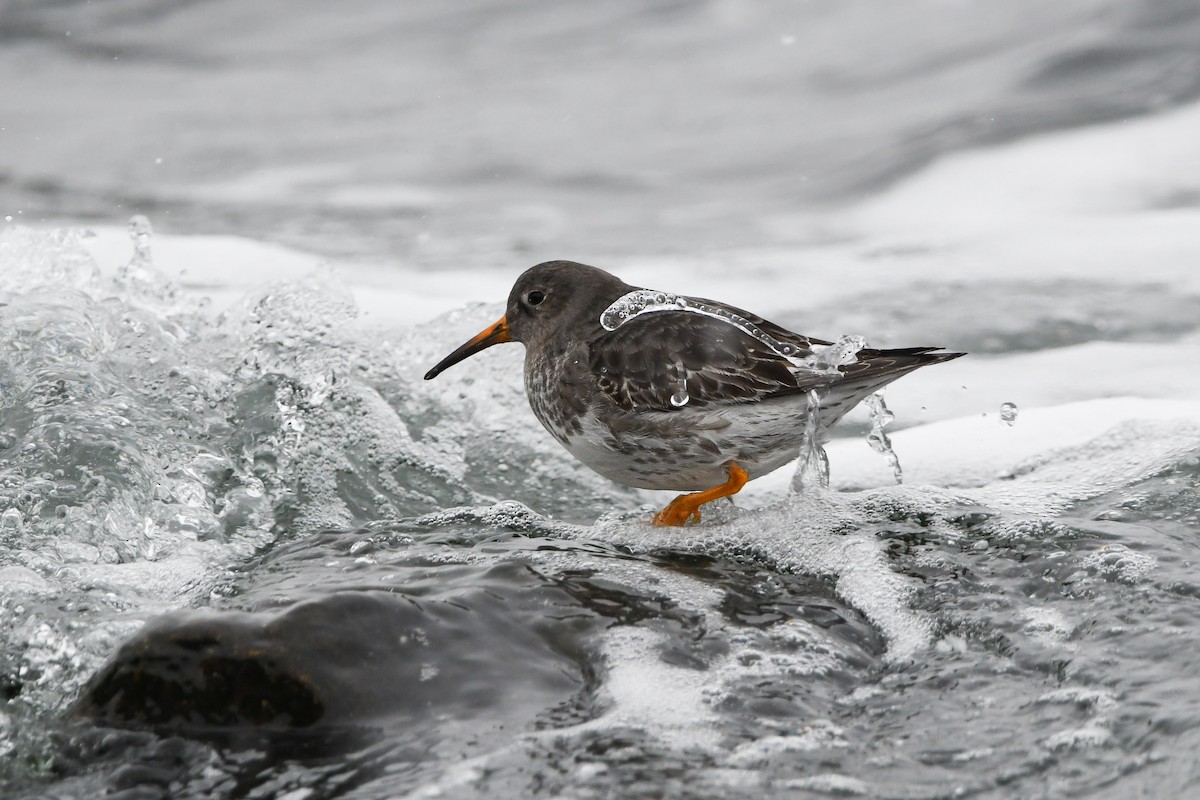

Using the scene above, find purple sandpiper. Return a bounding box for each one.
[425,261,963,526]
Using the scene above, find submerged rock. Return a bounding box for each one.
[78,581,583,731]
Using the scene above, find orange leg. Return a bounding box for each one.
[652,463,750,527]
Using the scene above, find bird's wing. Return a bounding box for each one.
[588,308,822,411]
[588,302,963,413]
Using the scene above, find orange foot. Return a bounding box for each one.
[652,463,750,527]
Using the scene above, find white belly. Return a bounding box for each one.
[555,402,809,492]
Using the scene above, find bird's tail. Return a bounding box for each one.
[811,347,965,428]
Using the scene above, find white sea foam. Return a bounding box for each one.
[589,493,934,664]
[730,397,1200,512]
[725,722,848,767]
[594,626,725,749]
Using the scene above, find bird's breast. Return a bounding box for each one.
[523,348,593,446]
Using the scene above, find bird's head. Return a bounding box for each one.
[423,260,630,380]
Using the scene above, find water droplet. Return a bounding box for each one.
[602,290,802,358]
[127,214,153,266]
[669,363,689,407]
[0,507,23,532]
[1000,401,1019,426]
[792,389,829,492]
[866,391,902,484]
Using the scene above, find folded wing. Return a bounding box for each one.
[589,306,962,413]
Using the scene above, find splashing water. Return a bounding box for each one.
[6,220,1200,800]
[866,391,903,484]
[113,214,177,303]
[600,290,806,356]
[0,227,482,732]
[809,334,867,372]
[791,389,829,492]
[127,215,153,266]
[1000,401,1019,426]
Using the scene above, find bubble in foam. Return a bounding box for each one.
[0,508,23,533]
[1000,401,1019,426]
[1080,542,1155,583]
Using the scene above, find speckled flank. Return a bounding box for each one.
[524,345,591,445]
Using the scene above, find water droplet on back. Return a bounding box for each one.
[597,291,868,381]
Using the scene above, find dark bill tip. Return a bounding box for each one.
[423,316,511,380]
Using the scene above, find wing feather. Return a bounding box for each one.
[589,305,962,413]
[591,310,808,411]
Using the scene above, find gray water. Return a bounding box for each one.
[3,2,1200,799]
[4,0,1200,263]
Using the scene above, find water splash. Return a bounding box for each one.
[809,335,867,372]
[1000,401,1019,426]
[0,227,99,293]
[601,291,804,360]
[0,229,484,719]
[792,389,829,492]
[127,215,153,267]
[866,391,903,484]
[114,215,178,303]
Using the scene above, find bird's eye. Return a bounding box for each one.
[526,290,545,306]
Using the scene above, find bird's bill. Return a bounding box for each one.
[423,316,511,380]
